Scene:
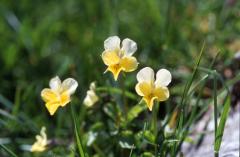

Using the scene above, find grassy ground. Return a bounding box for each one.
[0,0,239,157]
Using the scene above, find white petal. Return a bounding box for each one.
[83,90,99,107]
[104,36,120,51]
[155,69,172,87]
[62,78,78,95]
[136,67,154,83]
[49,76,61,91]
[121,38,137,56]
[89,82,96,90]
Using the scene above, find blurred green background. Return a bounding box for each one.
[0,0,239,156]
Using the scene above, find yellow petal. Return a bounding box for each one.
[31,142,46,152]
[45,102,60,116]
[154,86,169,101]
[120,56,138,72]
[135,82,152,97]
[102,50,120,66]
[143,96,158,111]
[31,127,47,152]
[41,88,58,103]
[107,64,122,80]
[60,91,71,107]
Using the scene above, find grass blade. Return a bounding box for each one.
[214,96,230,156]
[128,144,134,157]
[213,71,218,139]
[70,105,86,157]
[179,41,206,107]
[0,144,18,157]
[176,42,205,135]
[173,42,205,156]
[178,41,205,129]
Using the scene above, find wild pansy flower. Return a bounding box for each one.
[83,82,99,107]
[135,67,171,111]
[31,127,48,152]
[101,36,138,80]
[41,76,78,115]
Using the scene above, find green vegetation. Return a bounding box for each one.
[0,0,239,156]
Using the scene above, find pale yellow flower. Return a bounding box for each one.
[83,82,99,107]
[41,76,78,115]
[135,67,171,111]
[31,127,48,152]
[101,36,138,80]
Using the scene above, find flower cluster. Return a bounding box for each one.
[101,36,172,110]
[32,35,172,153]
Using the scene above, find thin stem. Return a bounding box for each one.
[129,144,134,157]
[120,75,128,119]
[213,72,218,157]
[70,104,85,157]
[152,102,159,156]
[213,71,218,137]
[0,144,18,157]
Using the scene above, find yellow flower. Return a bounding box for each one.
[41,76,78,115]
[83,82,99,107]
[135,67,171,111]
[31,127,48,152]
[101,36,138,80]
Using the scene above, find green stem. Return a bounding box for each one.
[213,71,218,138]
[152,102,159,156]
[70,104,85,157]
[213,72,218,157]
[0,144,18,157]
[120,75,128,119]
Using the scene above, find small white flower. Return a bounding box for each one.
[83,82,99,107]
[31,127,48,152]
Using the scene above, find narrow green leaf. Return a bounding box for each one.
[177,41,205,130]
[214,96,230,153]
[143,130,156,144]
[126,100,146,124]
[180,42,205,107]
[70,105,86,157]
[0,144,18,157]
[96,87,137,100]
[174,42,205,156]
[129,144,134,157]
[213,71,218,138]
